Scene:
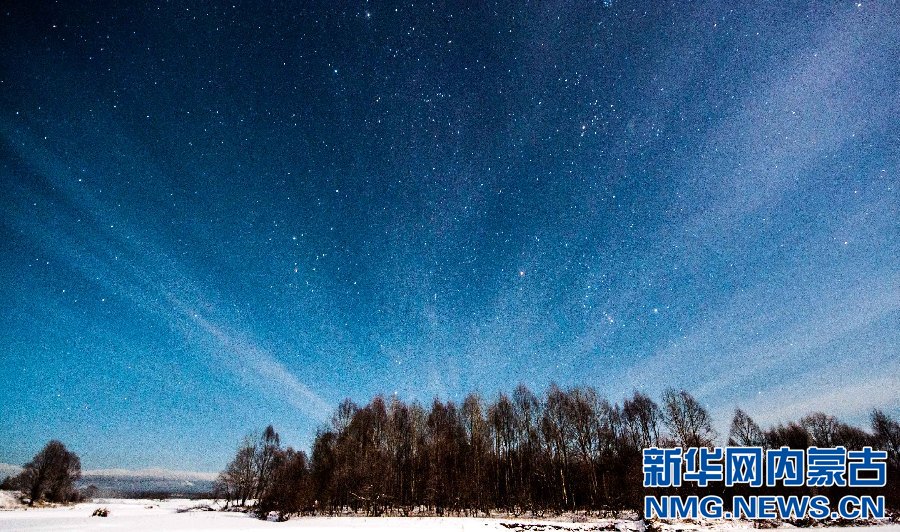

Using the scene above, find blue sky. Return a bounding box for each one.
[1,1,898,472]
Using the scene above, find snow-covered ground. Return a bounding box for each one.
[0,496,897,531]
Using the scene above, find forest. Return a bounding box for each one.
[213,385,900,521]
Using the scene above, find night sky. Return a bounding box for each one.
[1,1,898,473]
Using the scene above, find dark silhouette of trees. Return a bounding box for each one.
[309,429,337,511]
[511,384,542,512]
[218,387,899,521]
[489,392,516,511]
[541,384,577,511]
[801,412,842,447]
[764,421,811,449]
[872,409,900,509]
[621,391,661,450]
[254,425,281,501]
[872,409,900,467]
[18,440,81,505]
[215,425,284,508]
[617,391,662,514]
[257,448,312,520]
[461,393,490,514]
[215,435,256,506]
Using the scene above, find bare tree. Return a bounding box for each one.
[728,408,764,447]
[235,387,899,518]
[872,409,900,467]
[310,429,337,512]
[216,435,258,507]
[542,384,576,511]
[569,387,602,508]
[764,422,810,449]
[512,384,542,512]
[254,425,281,501]
[217,428,284,508]
[461,393,490,514]
[661,389,716,447]
[621,391,661,449]
[800,412,841,447]
[489,393,516,510]
[872,409,900,508]
[257,447,312,520]
[18,440,81,505]
[425,399,465,515]
[386,397,413,512]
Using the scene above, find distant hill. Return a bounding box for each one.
[78,472,216,498]
[0,463,21,479]
[0,463,217,499]
[78,468,217,498]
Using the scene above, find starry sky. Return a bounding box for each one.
[1,1,898,473]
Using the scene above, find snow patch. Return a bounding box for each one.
[0,490,24,510]
[0,500,897,531]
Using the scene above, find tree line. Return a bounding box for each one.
[214,385,900,521]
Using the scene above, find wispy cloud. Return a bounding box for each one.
[557,4,900,422]
[689,5,898,233]
[169,296,331,422]
[747,374,899,428]
[0,120,331,424]
[621,268,899,418]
